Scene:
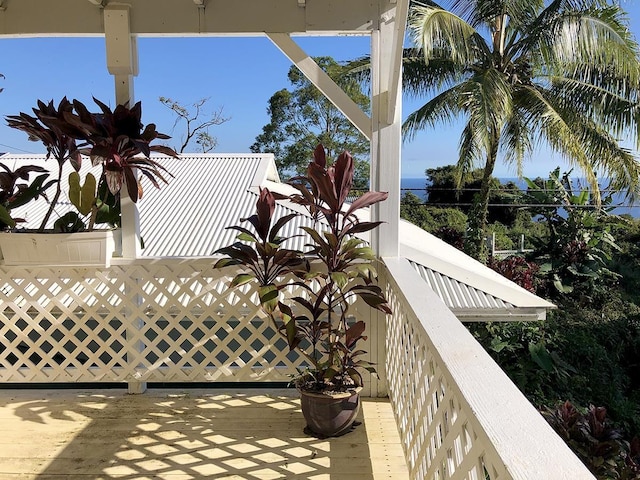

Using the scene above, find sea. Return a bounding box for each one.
[400,177,640,218]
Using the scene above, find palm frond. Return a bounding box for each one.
[402,55,469,97]
[572,119,640,204]
[344,49,468,98]
[532,6,640,88]
[518,84,607,204]
[409,5,486,68]
[545,74,640,146]
[459,68,513,153]
[402,83,467,140]
[500,103,533,177]
[450,0,543,30]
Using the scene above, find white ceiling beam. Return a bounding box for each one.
[267,32,372,141]
[0,0,377,37]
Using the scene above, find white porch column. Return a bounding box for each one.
[370,2,406,258]
[104,4,140,259]
[104,5,146,394]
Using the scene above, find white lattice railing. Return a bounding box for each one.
[382,257,595,480]
[0,257,379,395]
[0,254,598,479]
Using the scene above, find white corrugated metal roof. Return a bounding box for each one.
[410,260,513,310]
[1,152,553,320]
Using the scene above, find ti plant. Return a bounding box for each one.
[0,163,54,230]
[6,98,178,232]
[6,98,85,231]
[543,401,639,480]
[64,98,178,204]
[215,145,391,392]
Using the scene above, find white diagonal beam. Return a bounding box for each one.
[267,32,372,140]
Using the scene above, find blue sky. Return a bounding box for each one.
[0,2,639,179]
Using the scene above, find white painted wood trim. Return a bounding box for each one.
[266,32,372,140]
[0,0,383,36]
[370,25,401,258]
[401,244,556,309]
[104,5,141,261]
[382,1,409,124]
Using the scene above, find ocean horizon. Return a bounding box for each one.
[400,177,640,218]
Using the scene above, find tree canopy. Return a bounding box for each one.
[251,56,370,188]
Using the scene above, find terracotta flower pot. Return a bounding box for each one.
[299,387,362,437]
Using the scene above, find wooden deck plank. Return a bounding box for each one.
[0,389,409,479]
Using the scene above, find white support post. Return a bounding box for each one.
[104,5,146,394]
[370,5,404,258]
[104,4,140,260]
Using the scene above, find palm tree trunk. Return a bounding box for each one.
[464,139,499,262]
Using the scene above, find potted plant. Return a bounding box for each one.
[1,98,178,266]
[214,144,391,437]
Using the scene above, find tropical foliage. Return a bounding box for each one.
[0,163,53,230]
[6,98,179,231]
[522,168,623,299]
[543,401,639,479]
[251,57,370,188]
[385,0,640,260]
[6,98,86,230]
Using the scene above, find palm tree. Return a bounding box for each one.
[396,0,640,260]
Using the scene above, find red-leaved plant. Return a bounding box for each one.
[64,98,178,204]
[6,98,86,231]
[215,145,391,392]
[7,98,179,232]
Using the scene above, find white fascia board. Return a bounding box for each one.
[0,0,379,37]
[452,308,549,322]
[250,153,280,187]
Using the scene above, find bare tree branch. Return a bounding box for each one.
[159,96,230,153]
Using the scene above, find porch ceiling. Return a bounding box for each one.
[0,0,399,37]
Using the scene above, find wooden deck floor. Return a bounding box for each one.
[0,388,409,479]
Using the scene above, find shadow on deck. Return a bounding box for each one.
[0,388,408,479]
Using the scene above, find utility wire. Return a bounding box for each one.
[0,143,38,154]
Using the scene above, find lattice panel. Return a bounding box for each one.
[0,259,376,384]
[383,271,510,480]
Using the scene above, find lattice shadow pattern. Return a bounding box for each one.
[0,389,403,479]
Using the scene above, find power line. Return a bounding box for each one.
[0,143,38,154]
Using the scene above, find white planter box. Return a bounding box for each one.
[0,230,121,267]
